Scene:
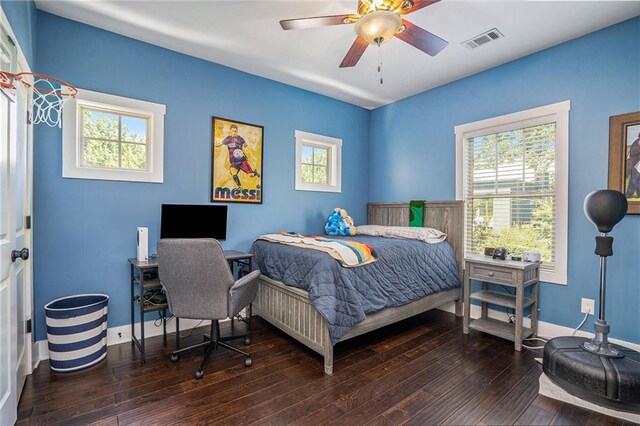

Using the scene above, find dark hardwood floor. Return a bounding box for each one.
[17,310,630,425]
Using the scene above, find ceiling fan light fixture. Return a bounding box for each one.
[355,10,402,45]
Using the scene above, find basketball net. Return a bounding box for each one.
[0,71,77,128]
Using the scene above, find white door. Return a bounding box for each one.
[14,72,31,402]
[0,24,32,424]
[0,77,19,426]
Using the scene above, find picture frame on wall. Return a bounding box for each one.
[211,117,264,204]
[608,111,640,214]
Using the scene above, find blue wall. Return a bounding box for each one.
[371,17,640,344]
[23,10,640,344]
[0,0,36,67]
[33,12,371,340]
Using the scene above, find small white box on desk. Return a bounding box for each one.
[137,227,148,261]
[523,251,541,262]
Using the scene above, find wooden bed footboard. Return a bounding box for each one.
[253,275,461,375]
[253,275,334,373]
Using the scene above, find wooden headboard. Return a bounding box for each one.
[367,201,464,277]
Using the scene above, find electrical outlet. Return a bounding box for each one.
[581,298,595,314]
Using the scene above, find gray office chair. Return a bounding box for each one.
[157,238,260,379]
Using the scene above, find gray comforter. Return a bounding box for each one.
[251,235,460,344]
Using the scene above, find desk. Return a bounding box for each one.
[128,250,255,363]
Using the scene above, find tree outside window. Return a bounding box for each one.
[301,145,329,185]
[81,107,149,171]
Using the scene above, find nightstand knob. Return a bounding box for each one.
[488,271,494,277]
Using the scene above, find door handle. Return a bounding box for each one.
[11,248,29,262]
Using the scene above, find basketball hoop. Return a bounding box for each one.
[0,71,77,128]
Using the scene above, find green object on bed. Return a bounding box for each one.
[409,200,425,227]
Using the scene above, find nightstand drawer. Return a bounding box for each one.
[469,264,513,284]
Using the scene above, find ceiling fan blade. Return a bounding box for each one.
[395,19,448,56]
[280,14,356,30]
[399,0,440,15]
[339,36,369,68]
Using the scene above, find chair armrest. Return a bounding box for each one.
[228,270,261,317]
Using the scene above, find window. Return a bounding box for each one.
[455,101,569,284]
[295,130,342,192]
[63,89,165,183]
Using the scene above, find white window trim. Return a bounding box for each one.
[455,100,570,285]
[63,89,166,183]
[295,130,342,193]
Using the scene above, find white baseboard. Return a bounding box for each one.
[438,302,640,352]
[35,317,219,362]
[32,342,41,370]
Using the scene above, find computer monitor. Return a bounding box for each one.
[160,204,228,240]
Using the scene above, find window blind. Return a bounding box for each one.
[464,122,557,273]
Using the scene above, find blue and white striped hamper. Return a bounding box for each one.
[44,294,109,372]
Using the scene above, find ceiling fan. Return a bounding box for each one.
[280,0,448,69]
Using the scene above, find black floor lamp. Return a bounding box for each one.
[543,189,640,413]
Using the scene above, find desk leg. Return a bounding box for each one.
[175,317,180,352]
[163,309,167,344]
[229,260,235,325]
[130,265,135,347]
[463,264,470,334]
[246,258,253,345]
[140,279,146,363]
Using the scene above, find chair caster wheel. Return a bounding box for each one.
[245,357,252,367]
[244,337,251,345]
[195,368,204,379]
[170,354,179,362]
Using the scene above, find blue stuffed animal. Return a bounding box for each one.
[325,207,357,236]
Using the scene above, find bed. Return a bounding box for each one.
[252,201,463,375]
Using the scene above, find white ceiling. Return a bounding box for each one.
[35,0,640,109]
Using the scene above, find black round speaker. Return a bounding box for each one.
[584,190,627,233]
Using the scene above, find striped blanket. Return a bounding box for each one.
[257,232,376,267]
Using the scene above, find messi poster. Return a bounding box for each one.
[211,117,263,204]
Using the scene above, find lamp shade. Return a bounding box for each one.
[584,189,627,233]
[355,10,402,45]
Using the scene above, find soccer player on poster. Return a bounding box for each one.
[215,123,261,188]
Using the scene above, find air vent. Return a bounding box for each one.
[463,28,504,50]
